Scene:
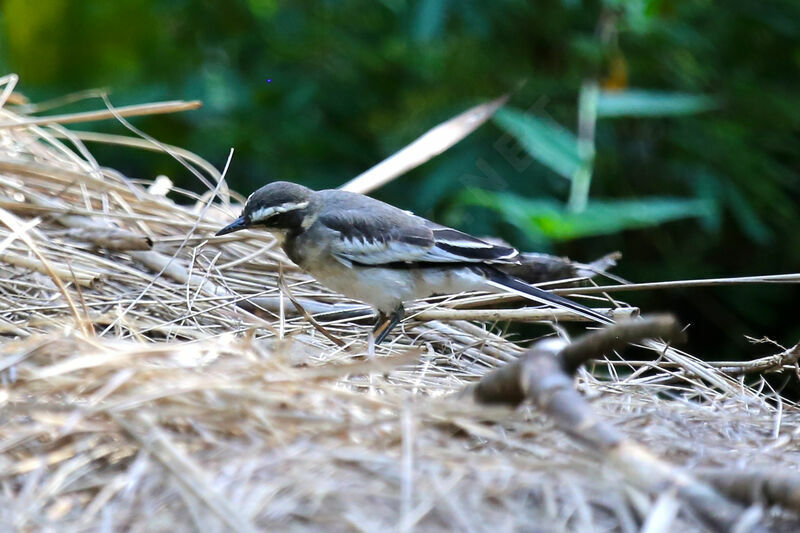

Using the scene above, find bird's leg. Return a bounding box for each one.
[372,305,405,344]
[371,311,388,342]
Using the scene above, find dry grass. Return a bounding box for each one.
[1,77,799,532]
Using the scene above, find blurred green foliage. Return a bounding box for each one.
[1,0,799,358]
[456,188,715,242]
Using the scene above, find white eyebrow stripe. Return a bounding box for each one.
[250,201,309,222]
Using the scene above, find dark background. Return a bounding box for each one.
[2,0,799,363]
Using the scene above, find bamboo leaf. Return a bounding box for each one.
[492,107,582,180]
[340,94,508,194]
[596,90,718,118]
[458,189,714,240]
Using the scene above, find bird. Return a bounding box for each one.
[216,181,612,343]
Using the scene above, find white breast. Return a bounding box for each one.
[304,258,487,313]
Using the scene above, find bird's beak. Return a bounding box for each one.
[216,216,249,236]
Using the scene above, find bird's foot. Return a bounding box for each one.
[372,305,405,344]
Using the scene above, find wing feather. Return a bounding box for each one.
[427,224,518,263]
[322,211,434,265]
[319,201,519,266]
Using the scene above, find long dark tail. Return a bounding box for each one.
[483,267,613,324]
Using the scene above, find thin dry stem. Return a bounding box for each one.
[0,100,202,129]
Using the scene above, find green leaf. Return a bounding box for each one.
[492,107,582,180]
[412,0,449,42]
[457,189,714,241]
[725,186,772,244]
[690,168,772,244]
[596,90,718,118]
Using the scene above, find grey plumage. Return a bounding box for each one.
[217,181,612,342]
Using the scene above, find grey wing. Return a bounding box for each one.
[320,208,518,266]
[321,209,436,266]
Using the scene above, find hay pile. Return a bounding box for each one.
[1,81,799,532]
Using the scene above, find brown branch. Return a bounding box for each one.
[558,313,685,374]
[496,250,621,285]
[472,315,683,406]
[711,342,800,376]
[467,316,767,533]
[697,468,800,513]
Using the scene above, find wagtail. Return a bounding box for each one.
[217,181,612,343]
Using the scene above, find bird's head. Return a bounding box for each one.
[216,181,314,236]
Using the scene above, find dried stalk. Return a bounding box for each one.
[112,412,259,533]
[415,306,634,323]
[0,100,202,129]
